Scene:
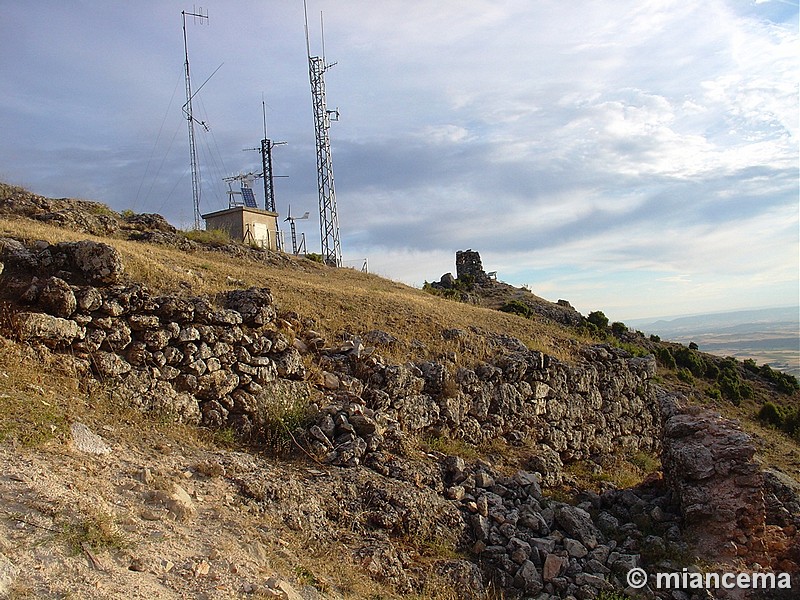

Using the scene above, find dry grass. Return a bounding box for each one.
[0,216,581,364]
[0,338,80,447]
[564,452,663,492]
[0,336,215,452]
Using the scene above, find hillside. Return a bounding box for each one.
[0,182,798,599]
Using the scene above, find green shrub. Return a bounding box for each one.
[758,364,800,394]
[688,341,699,350]
[615,341,650,357]
[706,386,722,400]
[649,334,661,343]
[758,402,785,428]
[757,403,800,438]
[500,300,534,319]
[783,407,800,438]
[716,357,752,405]
[656,347,676,370]
[719,376,743,405]
[587,311,609,329]
[677,368,694,384]
[88,203,116,217]
[611,321,627,335]
[577,321,603,339]
[705,362,720,380]
[305,253,323,263]
[673,347,706,377]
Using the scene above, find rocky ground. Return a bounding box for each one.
[3,394,797,599]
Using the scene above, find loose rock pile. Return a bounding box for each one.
[438,457,691,599]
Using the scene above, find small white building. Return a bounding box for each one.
[201,206,280,251]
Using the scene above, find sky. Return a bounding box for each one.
[0,0,798,321]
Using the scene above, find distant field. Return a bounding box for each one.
[630,307,800,378]
[667,334,799,378]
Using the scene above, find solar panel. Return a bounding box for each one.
[241,186,258,208]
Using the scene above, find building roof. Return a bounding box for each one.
[201,205,279,219]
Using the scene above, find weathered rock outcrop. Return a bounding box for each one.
[660,391,765,560]
[659,389,800,577]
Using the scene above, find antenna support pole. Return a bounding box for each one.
[182,8,208,230]
[304,1,342,267]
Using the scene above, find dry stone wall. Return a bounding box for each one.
[307,337,660,478]
[1,236,661,471]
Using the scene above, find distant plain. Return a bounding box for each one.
[628,307,800,378]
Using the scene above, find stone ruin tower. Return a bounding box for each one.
[456,249,491,285]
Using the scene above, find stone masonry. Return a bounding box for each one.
[456,249,491,284]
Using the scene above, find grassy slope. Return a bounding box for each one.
[1,205,798,480]
[0,215,583,364]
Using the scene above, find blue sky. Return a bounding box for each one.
[0,0,797,321]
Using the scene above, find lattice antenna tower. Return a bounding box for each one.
[304,0,342,267]
[182,8,209,230]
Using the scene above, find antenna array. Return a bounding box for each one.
[304,1,342,267]
[181,8,209,230]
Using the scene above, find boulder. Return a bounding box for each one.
[70,422,112,455]
[555,505,600,549]
[91,351,132,378]
[68,240,124,284]
[224,287,275,325]
[513,559,543,594]
[13,311,81,347]
[196,369,239,400]
[26,275,79,317]
[273,347,306,380]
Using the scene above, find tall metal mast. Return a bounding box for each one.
[182,9,208,230]
[304,1,342,267]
